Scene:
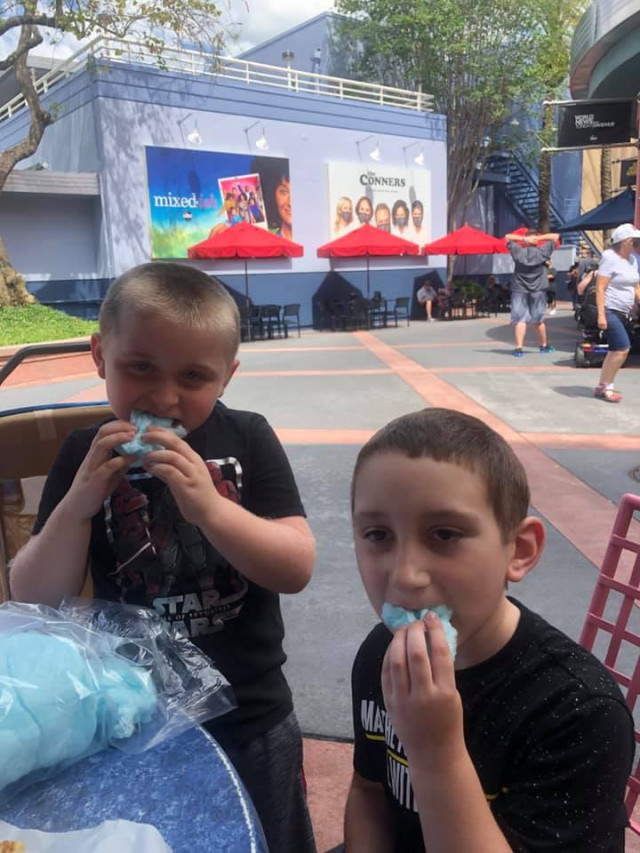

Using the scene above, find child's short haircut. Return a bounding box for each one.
[352,408,530,541]
[99,262,241,363]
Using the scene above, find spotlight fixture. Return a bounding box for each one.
[187,126,201,145]
[177,112,201,147]
[402,140,425,167]
[356,134,382,163]
[245,121,269,152]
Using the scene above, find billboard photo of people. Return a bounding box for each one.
[218,173,266,227]
[145,147,293,258]
[327,162,431,244]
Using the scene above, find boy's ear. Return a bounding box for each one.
[219,358,240,397]
[90,333,106,379]
[506,516,545,584]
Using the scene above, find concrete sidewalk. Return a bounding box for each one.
[2,306,639,851]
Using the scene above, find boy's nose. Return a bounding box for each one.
[389,545,431,599]
[147,383,180,415]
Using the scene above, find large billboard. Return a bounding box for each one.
[327,162,431,244]
[145,147,292,258]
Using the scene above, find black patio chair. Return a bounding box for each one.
[282,303,301,337]
[261,304,286,339]
[239,305,263,341]
[348,297,372,330]
[392,296,410,327]
[369,293,388,328]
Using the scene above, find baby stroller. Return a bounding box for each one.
[574,278,640,368]
[0,342,105,602]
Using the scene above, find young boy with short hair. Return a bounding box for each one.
[10,262,317,853]
[346,408,633,852]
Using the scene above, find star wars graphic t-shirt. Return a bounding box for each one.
[33,403,305,742]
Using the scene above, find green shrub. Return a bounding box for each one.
[0,305,98,346]
[455,279,485,299]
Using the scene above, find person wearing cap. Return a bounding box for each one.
[594,223,640,403]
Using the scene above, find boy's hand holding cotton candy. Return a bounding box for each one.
[381,611,464,767]
[138,428,221,528]
[116,410,187,467]
[63,421,139,520]
[381,603,457,660]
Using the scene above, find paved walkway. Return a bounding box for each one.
[2,305,639,851]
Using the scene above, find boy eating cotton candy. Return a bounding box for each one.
[10,263,317,853]
[345,408,633,852]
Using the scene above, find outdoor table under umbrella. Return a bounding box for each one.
[317,223,420,297]
[187,221,304,304]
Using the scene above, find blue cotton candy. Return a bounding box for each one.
[116,409,187,466]
[0,631,157,794]
[381,602,458,660]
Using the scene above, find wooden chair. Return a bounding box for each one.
[0,402,110,602]
[579,492,640,834]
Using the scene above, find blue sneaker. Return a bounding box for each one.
[539,345,555,354]
[513,348,524,357]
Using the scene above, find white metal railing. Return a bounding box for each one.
[0,35,434,122]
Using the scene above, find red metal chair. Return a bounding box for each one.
[579,492,640,835]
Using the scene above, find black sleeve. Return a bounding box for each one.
[32,429,94,535]
[498,696,633,852]
[352,636,387,784]
[243,415,305,520]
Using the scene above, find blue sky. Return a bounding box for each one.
[0,2,335,65]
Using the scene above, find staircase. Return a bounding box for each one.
[485,153,597,253]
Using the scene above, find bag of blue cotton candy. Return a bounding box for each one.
[0,599,236,802]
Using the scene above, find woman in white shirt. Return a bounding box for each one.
[594,223,640,402]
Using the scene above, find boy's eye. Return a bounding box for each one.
[129,362,152,374]
[182,370,207,383]
[432,528,461,542]
[363,528,390,543]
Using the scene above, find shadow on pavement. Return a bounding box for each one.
[484,314,578,354]
[553,385,597,398]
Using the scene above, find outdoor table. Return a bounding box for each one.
[0,725,267,853]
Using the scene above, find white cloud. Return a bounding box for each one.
[223,0,335,52]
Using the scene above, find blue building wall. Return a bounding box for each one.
[0,58,447,326]
[238,13,343,77]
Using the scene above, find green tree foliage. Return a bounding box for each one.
[334,0,586,230]
[0,0,234,304]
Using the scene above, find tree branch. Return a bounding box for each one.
[0,30,42,71]
[0,26,53,193]
[0,14,58,37]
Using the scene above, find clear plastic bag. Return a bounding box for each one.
[0,599,236,800]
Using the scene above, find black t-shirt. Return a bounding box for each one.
[352,599,633,852]
[33,402,305,742]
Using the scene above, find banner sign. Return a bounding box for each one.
[327,162,431,244]
[620,158,637,187]
[556,100,635,149]
[145,147,292,258]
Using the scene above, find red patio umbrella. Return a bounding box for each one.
[188,222,304,304]
[421,224,509,277]
[421,224,509,256]
[317,223,419,296]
